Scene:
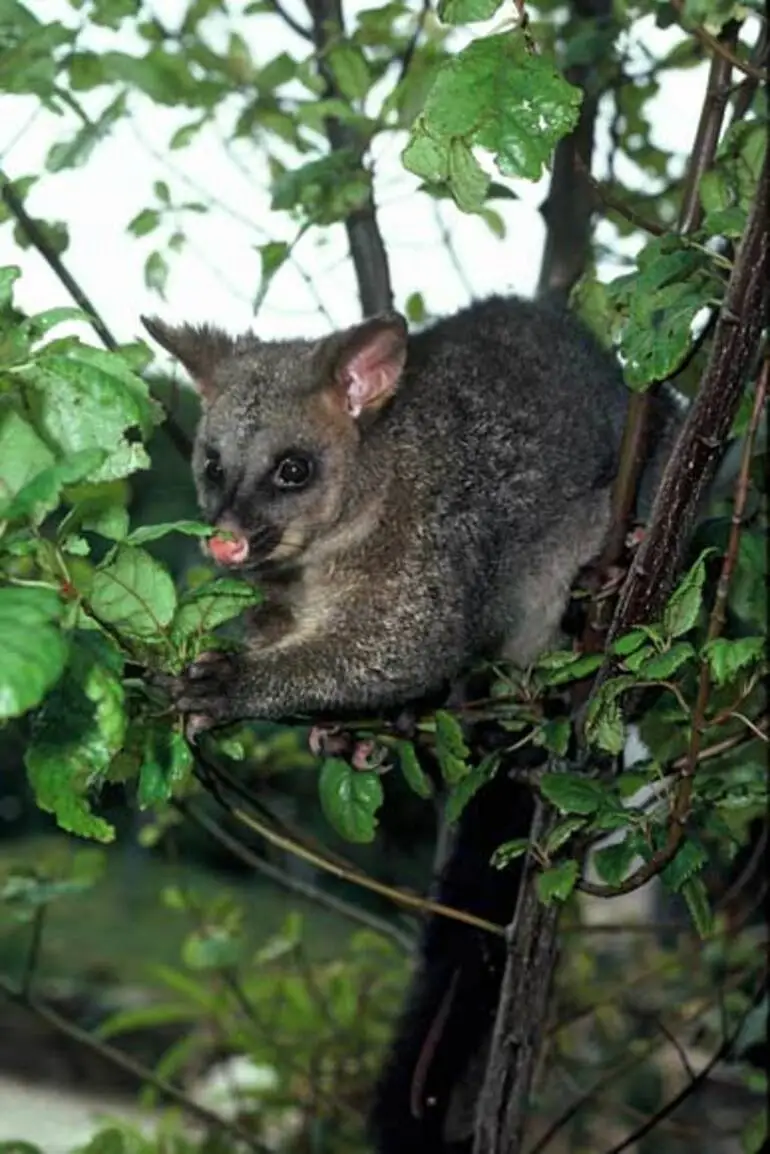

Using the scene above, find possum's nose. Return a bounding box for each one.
[207,530,249,565]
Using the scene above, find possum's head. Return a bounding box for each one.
[141,312,408,573]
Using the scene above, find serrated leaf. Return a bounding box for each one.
[0,586,68,719]
[638,641,696,680]
[395,739,434,799]
[613,628,654,657]
[680,875,714,938]
[593,837,636,885]
[662,837,708,891]
[415,31,581,193]
[445,753,499,823]
[539,651,603,687]
[608,237,723,389]
[536,859,579,904]
[540,773,607,815]
[24,633,124,842]
[545,816,587,855]
[535,717,571,756]
[171,578,262,642]
[448,137,489,212]
[702,636,765,687]
[319,758,383,843]
[663,548,712,638]
[435,709,470,784]
[402,125,450,182]
[90,546,176,637]
[491,837,530,868]
[20,344,162,482]
[584,696,626,754]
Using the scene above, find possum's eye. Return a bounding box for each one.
[204,449,224,485]
[272,452,314,491]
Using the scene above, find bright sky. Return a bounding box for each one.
[1,0,712,369]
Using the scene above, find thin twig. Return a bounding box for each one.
[0,975,270,1153]
[266,0,312,39]
[599,969,767,1154]
[670,2,768,83]
[176,799,415,952]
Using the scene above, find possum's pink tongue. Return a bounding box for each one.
[208,532,249,565]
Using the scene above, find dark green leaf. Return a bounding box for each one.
[319,758,383,843]
[703,636,765,687]
[395,739,434,799]
[593,837,636,885]
[125,519,212,545]
[661,837,708,891]
[680,875,714,938]
[638,641,696,680]
[540,773,607,815]
[545,816,587,855]
[663,548,712,638]
[491,838,530,868]
[445,753,499,822]
[171,578,262,642]
[536,859,579,904]
[439,0,504,22]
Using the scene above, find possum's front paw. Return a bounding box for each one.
[170,650,245,741]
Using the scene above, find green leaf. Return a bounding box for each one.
[702,636,765,687]
[661,837,708,891]
[545,816,587,855]
[447,138,489,213]
[395,739,434,799]
[125,519,212,545]
[20,343,162,482]
[537,650,603,687]
[540,773,607,815]
[439,0,504,22]
[445,753,499,823]
[663,548,712,638]
[182,926,244,971]
[402,126,449,183]
[434,709,470,784]
[128,207,160,237]
[584,696,626,754]
[408,31,581,209]
[741,1109,768,1154]
[271,151,370,226]
[536,859,579,904]
[0,404,56,512]
[255,240,290,310]
[319,758,383,843]
[535,717,571,756]
[637,641,696,680]
[327,42,371,101]
[491,837,530,868]
[138,727,193,807]
[24,633,124,842]
[0,448,105,524]
[145,250,169,296]
[608,238,723,389]
[89,546,176,637]
[593,837,636,885]
[0,586,68,720]
[680,875,714,939]
[171,578,262,642]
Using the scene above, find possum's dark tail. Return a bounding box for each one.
[369,758,536,1153]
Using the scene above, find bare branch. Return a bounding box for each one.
[305,0,393,316]
[670,2,768,83]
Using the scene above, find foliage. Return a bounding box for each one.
[0,0,767,1151]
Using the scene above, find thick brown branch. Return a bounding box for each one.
[536,0,612,301]
[305,0,393,316]
[603,152,768,649]
[473,800,562,1154]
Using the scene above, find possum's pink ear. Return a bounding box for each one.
[328,312,408,419]
[141,316,235,402]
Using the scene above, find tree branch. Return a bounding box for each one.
[670,1,768,83]
[0,975,270,1153]
[580,348,768,898]
[305,0,393,316]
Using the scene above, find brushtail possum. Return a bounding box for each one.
[142,295,629,732]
